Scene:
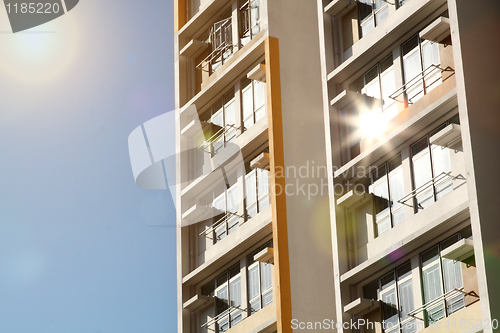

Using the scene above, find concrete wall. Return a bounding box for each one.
[266,0,337,331]
[448,0,500,329]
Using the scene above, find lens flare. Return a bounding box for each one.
[0,10,80,83]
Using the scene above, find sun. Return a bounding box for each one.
[0,9,80,83]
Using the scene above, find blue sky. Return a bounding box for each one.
[0,1,177,332]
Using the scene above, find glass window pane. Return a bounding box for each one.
[227,184,239,214]
[373,180,390,220]
[422,246,439,267]
[381,288,398,327]
[245,171,257,206]
[260,262,273,292]
[248,264,260,300]
[422,263,443,303]
[249,298,261,314]
[216,285,229,314]
[360,16,375,37]
[403,49,424,103]
[431,145,452,200]
[225,100,236,127]
[254,80,266,111]
[250,0,260,35]
[242,86,253,125]
[363,280,380,300]
[412,147,434,210]
[422,41,441,93]
[442,258,463,293]
[359,1,373,22]
[399,279,414,322]
[377,215,391,236]
[389,167,406,225]
[375,4,389,25]
[230,277,241,307]
[262,289,273,307]
[402,319,417,333]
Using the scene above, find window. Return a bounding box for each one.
[241,77,266,131]
[410,116,459,212]
[370,155,406,236]
[363,262,416,333]
[401,35,441,105]
[420,227,471,326]
[239,0,260,47]
[358,0,390,38]
[201,264,243,332]
[202,89,238,156]
[245,162,270,219]
[200,173,240,243]
[350,54,398,133]
[210,13,233,74]
[247,241,273,315]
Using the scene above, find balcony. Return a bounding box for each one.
[179,30,266,115]
[389,65,455,106]
[327,0,447,83]
[178,0,233,42]
[183,205,272,285]
[407,288,478,322]
[398,172,460,212]
[201,305,246,332]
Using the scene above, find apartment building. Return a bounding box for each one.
[128,0,500,332]
[317,0,500,332]
[173,1,337,333]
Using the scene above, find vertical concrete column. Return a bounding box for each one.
[410,255,424,330]
[447,0,500,330]
[400,146,414,221]
[234,81,243,136]
[231,2,239,53]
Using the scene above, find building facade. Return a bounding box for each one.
[167,0,500,332]
[317,0,500,332]
[174,1,336,333]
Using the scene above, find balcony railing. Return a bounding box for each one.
[200,305,246,331]
[197,18,235,74]
[199,124,241,154]
[407,288,478,321]
[199,211,244,240]
[389,65,455,105]
[398,172,457,210]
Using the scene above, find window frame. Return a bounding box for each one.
[420,230,468,326]
[409,116,459,212]
[247,240,274,316]
[370,154,406,237]
[363,261,416,333]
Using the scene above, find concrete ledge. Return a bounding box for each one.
[334,86,458,180]
[183,205,272,286]
[226,302,277,333]
[178,0,233,42]
[340,185,469,285]
[328,0,447,84]
[180,31,267,116]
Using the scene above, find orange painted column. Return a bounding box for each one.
[265,37,292,333]
[174,0,187,33]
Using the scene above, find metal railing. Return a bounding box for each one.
[199,124,240,154]
[199,211,243,240]
[197,18,235,73]
[389,65,455,104]
[407,288,478,320]
[398,172,456,209]
[200,305,246,331]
